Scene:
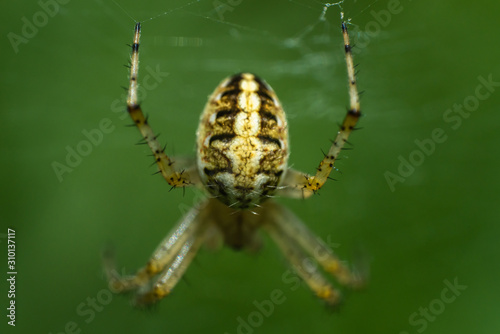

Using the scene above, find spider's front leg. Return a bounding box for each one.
[127,23,196,188]
[278,21,361,197]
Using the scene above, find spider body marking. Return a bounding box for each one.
[197,73,288,209]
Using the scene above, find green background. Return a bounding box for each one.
[1,0,499,333]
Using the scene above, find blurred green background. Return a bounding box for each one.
[2,0,499,333]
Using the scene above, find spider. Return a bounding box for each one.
[104,16,364,308]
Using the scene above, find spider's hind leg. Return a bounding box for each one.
[102,201,210,306]
[263,202,364,307]
[133,225,207,307]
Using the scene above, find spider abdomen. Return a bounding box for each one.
[197,73,288,209]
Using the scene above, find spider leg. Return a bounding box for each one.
[134,223,207,306]
[103,201,208,297]
[127,23,196,188]
[276,168,315,199]
[271,202,364,288]
[171,156,202,186]
[263,204,341,306]
[279,20,361,195]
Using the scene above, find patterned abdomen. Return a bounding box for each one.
[196,73,288,209]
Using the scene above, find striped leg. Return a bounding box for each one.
[126,23,196,188]
[278,20,361,197]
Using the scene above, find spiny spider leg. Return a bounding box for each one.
[127,23,196,188]
[279,20,361,196]
[266,202,365,289]
[134,222,208,306]
[264,204,342,306]
[103,202,208,297]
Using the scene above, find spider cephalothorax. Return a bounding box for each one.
[104,14,365,308]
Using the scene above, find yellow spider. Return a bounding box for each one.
[104,16,364,307]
